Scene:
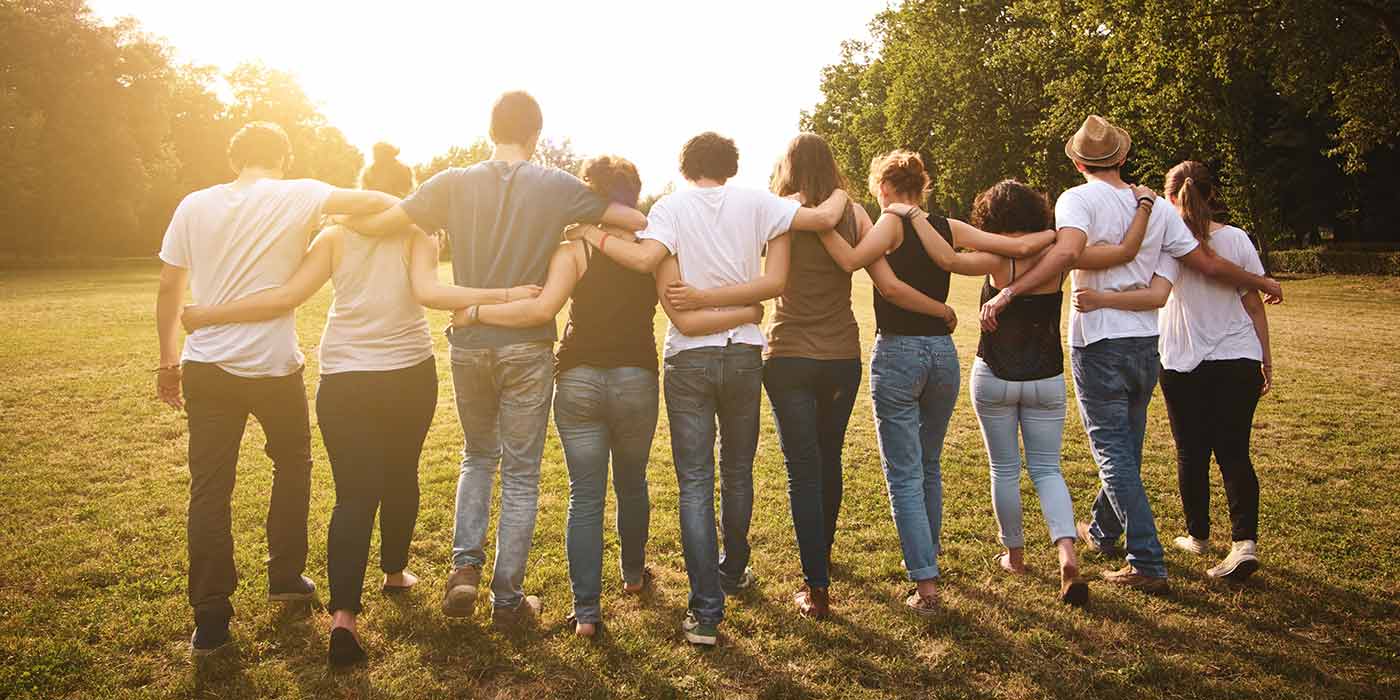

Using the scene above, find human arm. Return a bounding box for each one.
[981,228,1087,331]
[1175,247,1283,303]
[322,188,400,217]
[1071,274,1174,312]
[654,255,764,336]
[788,189,851,232]
[569,225,672,274]
[407,229,538,310]
[815,212,903,273]
[456,244,579,328]
[155,263,189,409]
[665,234,791,311]
[180,231,335,331]
[1075,186,1157,270]
[1242,290,1273,395]
[865,257,958,331]
[887,208,1004,276]
[598,203,648,232]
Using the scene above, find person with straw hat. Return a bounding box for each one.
[978,115,1282,593]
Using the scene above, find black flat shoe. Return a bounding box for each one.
[328,627,366,667]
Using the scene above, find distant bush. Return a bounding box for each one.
[1268,249,1400,276]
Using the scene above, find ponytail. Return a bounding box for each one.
[1164,161,1219,245]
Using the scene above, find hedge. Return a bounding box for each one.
[1267,249,1400,276]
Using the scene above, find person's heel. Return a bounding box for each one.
[328,627,366,667]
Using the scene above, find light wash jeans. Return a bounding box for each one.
[870,334,959,581]
[1070,336,1167,578]
[969,359,1076,549]
[449,341,555,609]
[554,365,659,625]
[664,343,764,626]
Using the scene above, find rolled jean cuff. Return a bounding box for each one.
[572,604,602,625]
[452,553,485,569]
[490,592,522,609]
[906,564,939,582]
[1049,527,1078,545]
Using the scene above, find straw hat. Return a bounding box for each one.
[1064,115,1131,167]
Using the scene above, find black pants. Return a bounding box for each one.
[317,357,437,614]
[182,362,313,625]
[1159,358,1263,543]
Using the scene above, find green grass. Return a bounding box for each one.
[1,265,1398,699]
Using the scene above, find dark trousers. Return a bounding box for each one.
[1159,358,1263,543]
[182,362,313,625]
[317,357,438,614]
[763,356,861,589]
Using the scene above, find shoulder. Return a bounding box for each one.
[1212,225,1259,254]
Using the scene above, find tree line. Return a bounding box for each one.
[803,0,1400,248]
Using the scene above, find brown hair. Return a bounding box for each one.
[679,132,739,183]
[579,155,641,208]
[359,141,415,197]
[868,150,930,200]
[227,121,292,172]
[771,133,846,205]
[970,180,1053,234]
[1165,160,1218,243]
[489,91,543,146]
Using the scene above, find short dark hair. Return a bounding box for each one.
[1082,162,1121,174]
[970,180,1053,234]
[227,121,292,172]
[679,132,739,183]
[489,91,543,146]
[580,155,642,208]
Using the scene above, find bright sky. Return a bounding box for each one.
[89,0,890,194]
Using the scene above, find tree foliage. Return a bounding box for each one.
[0,0,362,258]
[804,0,1400,245]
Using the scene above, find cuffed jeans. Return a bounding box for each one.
[969,359,1076,549]
[554,365,659,625]
[182,362,312,625]
[1159,359,1263,543]
[870,334,959,582]
[317,357,437,614]
[1071,336,1167,578]
[664,343,763,626]
[449,341,554,610]
[763,356,861,589]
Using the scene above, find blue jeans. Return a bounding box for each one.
[1070,336,1167,578]
[763,356,861,589]
[969,359,1076,549]
[870,334,960,581]
[449,341,555,609]
[554,365,659,625]
[664,343,764,626]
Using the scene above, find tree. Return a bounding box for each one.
[414,140,493,182]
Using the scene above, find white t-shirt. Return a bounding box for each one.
[1057,181,1199,348]
[159,178,335,377]
[1157,225,1264,372]
[638,185,800,358]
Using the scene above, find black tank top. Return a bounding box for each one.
[975,259,1065,381]
[873,214,953,337]
[554,244,659,376]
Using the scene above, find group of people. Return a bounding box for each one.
[154,91,1282,666]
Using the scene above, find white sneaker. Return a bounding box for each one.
[1207,541,1259,580]
[1173,535,1209,555]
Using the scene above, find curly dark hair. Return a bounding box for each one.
[679,132,739,183]
[579,154,641,208]
[970,180,1053,234]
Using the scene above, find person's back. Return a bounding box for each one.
[873,214,954,337]
[768,208,860,361]
[319,227,433,375]
[1158,225,1264,372]
[162,177,333,377]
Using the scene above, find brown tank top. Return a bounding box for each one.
[766,205,861,360]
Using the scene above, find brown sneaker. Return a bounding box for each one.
[1059,564,1089,607]
[903,587,939,617]
[794,585,830,619]
[441,565,481,618]
[1100,565,1169,593]
[490,595,542,628]
[1076,522,1121,557]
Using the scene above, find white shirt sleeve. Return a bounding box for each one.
[1054,190,1092,235]
[636,198,678,255]
[761,192,801,241]
[1153,248,1182,284]
[291,179,336,230]
[158,195,193,268]
[1160,205,1200,258]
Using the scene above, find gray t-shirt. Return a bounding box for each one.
[401,161,608,349]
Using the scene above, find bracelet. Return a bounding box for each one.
[1137,196,1155,206]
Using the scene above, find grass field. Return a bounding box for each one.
[1,265,1398,699]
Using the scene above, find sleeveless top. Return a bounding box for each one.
[873,214,954,337]
[767,205,861,360]
[319,227,434,375]
[975,259,1065,381]
[554,243,659,376]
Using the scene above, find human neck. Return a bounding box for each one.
[492,143,532,163]
[1083,169,1127,188]
[234,167,282,185]
[690,177,726,188]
